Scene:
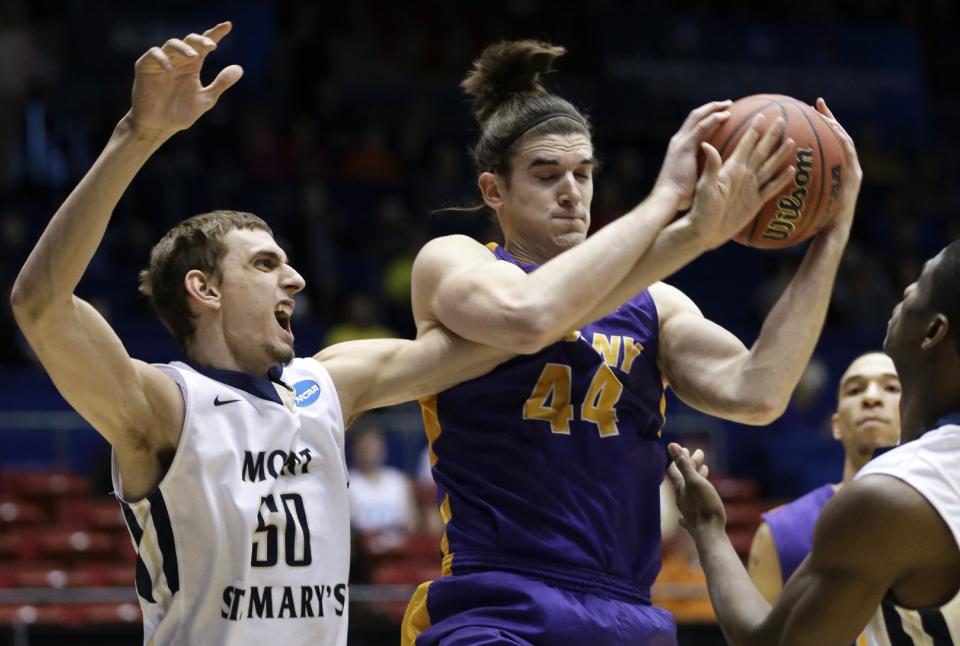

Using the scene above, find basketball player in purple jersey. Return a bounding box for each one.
[749,352,901,604]
[401,41,861,644]
[669,241,960,645]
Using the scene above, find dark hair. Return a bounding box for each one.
[139,210,272,351]
[930,239,960,352]
[462,40,593,177]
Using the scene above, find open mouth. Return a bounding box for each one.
[274,303,293,337]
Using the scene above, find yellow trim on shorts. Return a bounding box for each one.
[401,580,433,646]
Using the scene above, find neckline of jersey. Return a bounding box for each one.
[185,361,290,405]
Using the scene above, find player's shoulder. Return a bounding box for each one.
[648,281,703,320]
[414,235,494,269]
[811,475,937,569]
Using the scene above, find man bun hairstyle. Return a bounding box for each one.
[139,210,271,351]
[462,40,593,176]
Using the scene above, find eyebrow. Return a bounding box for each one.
[840,373,900,389]
[528,156,596,169]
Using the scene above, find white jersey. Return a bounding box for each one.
[856,419,960,645]
[112,358,349,646]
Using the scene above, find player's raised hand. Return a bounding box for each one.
[654,100,733,210]
[814,97,862,237]
[666,443,725,533]
[127,22,243,140]
[685,114,796,250]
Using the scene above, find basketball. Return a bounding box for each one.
[706,94,845,249]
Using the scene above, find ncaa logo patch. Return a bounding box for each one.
[293,380,321,407]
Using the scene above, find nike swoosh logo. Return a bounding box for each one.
[214,396,241,407]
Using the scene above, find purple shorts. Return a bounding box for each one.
[402,571,677,646]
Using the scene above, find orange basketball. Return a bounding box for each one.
[706,94,845,249]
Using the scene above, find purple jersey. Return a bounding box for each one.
[421,244,667,601]
[762,483,836,582]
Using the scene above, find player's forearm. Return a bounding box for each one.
[692,524,774,646]
[520,187,682,345]
[11,117,167,322]
[728,226,849,420]
[570,215,708,329]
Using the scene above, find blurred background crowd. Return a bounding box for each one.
[1,0,959,642]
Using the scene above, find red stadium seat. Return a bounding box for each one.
[57,498,126,531]
[724,500,771,529]
[36,529,116,563]
[0,470,93,501]
[76,602,142,624]
[0,498,49,527]
[0,604,73,625]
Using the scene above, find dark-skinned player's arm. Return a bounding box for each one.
[9,23,242,499]
[413,104,796,355]
[667,443,948,646]
[636,100,860,425]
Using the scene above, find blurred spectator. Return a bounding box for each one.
[325,292,397,346]
[348,423,417,544]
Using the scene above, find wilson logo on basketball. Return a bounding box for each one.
[762,147,814,242]
[293,380,321,407]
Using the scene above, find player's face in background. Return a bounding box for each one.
[832,353,901,457]
[215,229,305,367]
[884,251,943,363]
[498,133,594,258]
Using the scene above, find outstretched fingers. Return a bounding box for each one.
[817,97,861,176]
[183,32,218,59]
[696,143,722,188]
[202,65,244,102]
[692,109,731,144]
[136,46,174,72]
[729,113,765,164]
[681,100,733,132]
[202,21,233,45]
[160,38,199,66]
[747,117,785,170]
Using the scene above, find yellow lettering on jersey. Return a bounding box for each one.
[523,363,574,434]
[620,337,644,373]
[592,333,621,367]
[581,363,623,437]
[563,330,582,342]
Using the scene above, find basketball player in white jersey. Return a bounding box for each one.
[9,22,799,646]
[667,239,960,644]
[7,22,512,646]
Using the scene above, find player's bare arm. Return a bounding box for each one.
[315,326,513,426]
[9,23,242,499]
[747,521,784,605]
[668,443,960,645]
[652,99,862,425]
[413,102,792,354]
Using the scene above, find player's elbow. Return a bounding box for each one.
[9,277,44,327]
[498,295,556,354]
[736,394,787,426]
